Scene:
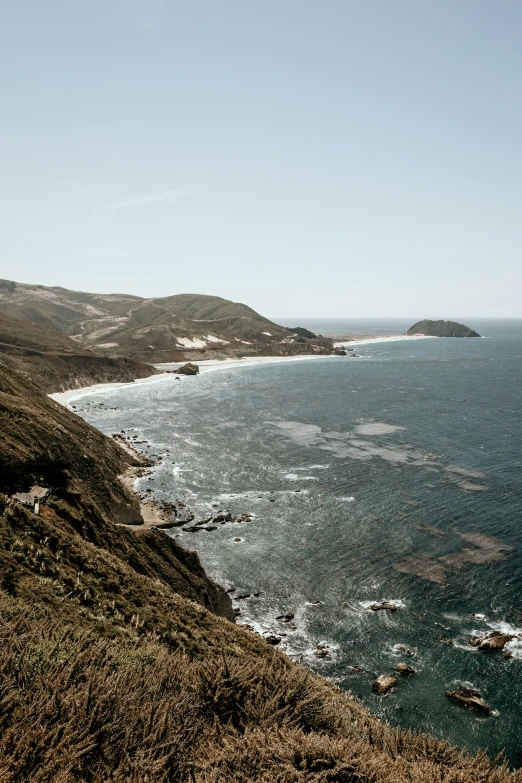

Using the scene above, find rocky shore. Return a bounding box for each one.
[111,427,522,723]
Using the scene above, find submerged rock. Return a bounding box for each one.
[372,674,398,694]
[396,663,416,676]
[395,644,417,657]
[445,687,490,713]
[469,631,517,651]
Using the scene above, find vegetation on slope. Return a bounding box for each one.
[0,311,156,392]
[0,280,334,363]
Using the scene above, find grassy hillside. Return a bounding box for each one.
[0,280,334,362]
[0,311,156,392]
[0,361,520,780]
[153,292,275,322]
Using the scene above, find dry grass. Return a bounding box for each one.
[0,598,521,783]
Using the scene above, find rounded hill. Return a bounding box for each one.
[407,319,480,337]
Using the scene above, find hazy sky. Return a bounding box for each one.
[1,1,521,317]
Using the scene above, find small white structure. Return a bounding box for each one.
[29,485,51,502]
[12,486,51,515]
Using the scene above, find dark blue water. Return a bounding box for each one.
[70,319,522,765]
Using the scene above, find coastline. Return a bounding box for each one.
[44,328,522,763]
[49,334,436,406]
[113,436,181,530]
[333,333,437,347]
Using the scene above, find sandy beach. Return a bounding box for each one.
[49,334,436,406]
[333,334,437,348]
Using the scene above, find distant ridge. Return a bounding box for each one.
[406,319,480,338]
[0,280,334,362]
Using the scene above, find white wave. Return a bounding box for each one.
[452,642,478,653]
[172,466,191,478]
[355,422,406,436]
[482,619,522,636]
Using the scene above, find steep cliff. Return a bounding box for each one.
[0,364,232,619]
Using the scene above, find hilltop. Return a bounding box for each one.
[0,310,157,392]
[0,279,334,363]
[407,319,480,337]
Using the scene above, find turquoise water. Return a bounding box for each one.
[72,319,522,764]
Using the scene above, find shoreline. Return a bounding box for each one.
[114,436,181,531]
[333,333,437,347]
[49,334,436,406]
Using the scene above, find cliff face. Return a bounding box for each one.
[0,364,233,620]
[407,319,480,337]
[0,311,157,393]
[0,279,334,362]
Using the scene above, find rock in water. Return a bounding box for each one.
[406,319,480,337]
[469,631,517,651]
[445,687,490,713]
[372,674,398,694]
[314,649,330,659]
[265,635,281,646]
[396,663,416,676]
[370,602,398,612]
[176,362,200,375]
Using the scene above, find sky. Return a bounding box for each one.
[1,0,522,317]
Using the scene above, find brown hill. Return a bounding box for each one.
[0,310,157,392]
[0,279,334,362]
[0,362,519,780]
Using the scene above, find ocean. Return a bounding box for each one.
[69,318,522,764]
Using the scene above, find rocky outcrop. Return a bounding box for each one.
[373,675,398,694]
[176,362,200,375]
[470,631,517,651]
[396,664,416,676]
[406,320,480,337]
[445,687,490,713]
[265,635,281,645]
[370,602,398,612]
